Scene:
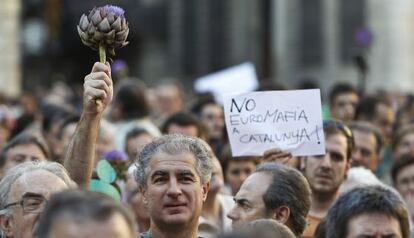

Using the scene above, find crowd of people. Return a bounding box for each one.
[0,61,413,238]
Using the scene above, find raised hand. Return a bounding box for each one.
[263,148,293,164]
[83,62,113,115]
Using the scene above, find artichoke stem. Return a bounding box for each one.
[99,44,106,64]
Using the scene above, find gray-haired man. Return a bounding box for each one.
[0,161,76,238]
[135,134,213,238]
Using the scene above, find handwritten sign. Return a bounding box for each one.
[223,89,325,157]
[194,62,259,104]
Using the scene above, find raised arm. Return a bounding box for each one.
[64,62,113,187]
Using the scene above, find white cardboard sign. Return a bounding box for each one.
[194,62,259,104]
[223,89,325,157]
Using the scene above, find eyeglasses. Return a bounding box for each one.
[3,192,47,214]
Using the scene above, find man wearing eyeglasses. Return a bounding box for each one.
[0,161,75,238]
[300,120,354,237]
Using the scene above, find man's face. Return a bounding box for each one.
[346,213,402,238]
[61,123,77,156]
[227,172,272,229]
[330,93,359,122]
[48,212,134,238]
[225,160,256,195]
[351,130,379,172]
[141,152,209,228]
[125,177,150,225]
[3,143,47,174]
[201,104,224,139]
[373,103,395,142]
[394,163,414,219]
[209,158,224,195]
[167,124,199,138]
[96,131,114,160]
[394,133,414,159]
[1,170,68,238]
[395,163,414,197]
[126,134,153,162]
[156,85,183,115]
[304,133,350,195]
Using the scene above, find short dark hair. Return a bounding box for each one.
[0,130,51,168]
[219,144,259,177]
[329,83,358,106]
[190,92,216,117]
[323,120,355,160]
[40,103,75,134]
[391,153,414,184]
[256,163,311,236]
[391,124,414,151]
[57,114,80,139]
[355,95,392,121]
[325,186,410,238]
[124,127,151,151]
[348,121,383,154]
[35,190,136,238]
[114,80,149,120]
[161,111,206,139]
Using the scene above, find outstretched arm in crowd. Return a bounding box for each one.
[64,62,113,188]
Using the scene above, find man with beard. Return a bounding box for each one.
[301,120,354,237]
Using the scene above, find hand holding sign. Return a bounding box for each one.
[223,89,325,157]
[263,148,293,164]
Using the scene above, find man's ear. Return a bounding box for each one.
[344,158,351,179]
[0,214,14,237]
[202,182,210,201]
[139,185,148,206]
[272,206,290,225]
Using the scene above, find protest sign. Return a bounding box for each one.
[194,62,259,104]
[223,89,325,157]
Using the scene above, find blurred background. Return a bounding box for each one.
[1,0,414,99]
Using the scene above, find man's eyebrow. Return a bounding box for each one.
[177,170,195,176]
[356,233,398,238]
[151,170,168,179]
[233,197,250,205]
[22,192,44,198]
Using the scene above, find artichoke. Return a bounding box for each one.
[77,5,129,61]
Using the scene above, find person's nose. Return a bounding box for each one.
[345,104,354,114]
[408,179,414,191]
[167,178,182,198]
[320,154,332,168]
[352,150,362,162]
[227,206,238,221]
[239,172,250,183]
